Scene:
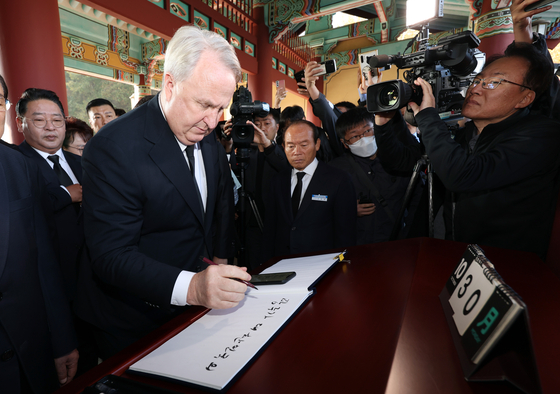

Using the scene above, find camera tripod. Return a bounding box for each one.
[389,154,436,241]
[235,147,263,267]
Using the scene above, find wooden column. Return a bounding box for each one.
[474,0,515,58]
[0,0,67,144]
[248,7,273,105]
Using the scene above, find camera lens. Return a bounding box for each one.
[379,85,399,107]
[367,80,413,113]
[237,125,250,138]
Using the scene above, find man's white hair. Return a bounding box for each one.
[164,25,242,83]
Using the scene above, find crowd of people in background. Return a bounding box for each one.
[1,1,559,392]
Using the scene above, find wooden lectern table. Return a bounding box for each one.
[56,238,560,393]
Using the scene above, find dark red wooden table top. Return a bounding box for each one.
[57,238,560,394]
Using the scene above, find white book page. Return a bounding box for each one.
[129,251,343,390]
[251,252,343,295]
[130,292,311,390]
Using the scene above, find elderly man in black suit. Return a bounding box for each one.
[77,25,250,359]
[0,75,78,392]
[263,120,357,262]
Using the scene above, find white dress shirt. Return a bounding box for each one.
[175,139,208,212]
[159,94,211,306]
[290,158,319,208]
[32,147,79,196]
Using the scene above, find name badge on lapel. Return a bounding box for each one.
[312,194,328,202]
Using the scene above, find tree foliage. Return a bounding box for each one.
[65,71,133,122]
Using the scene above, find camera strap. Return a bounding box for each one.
[345,153,396,223]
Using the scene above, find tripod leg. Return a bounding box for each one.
[390,170,421,240]
[428,163,434,238]
[389,157,427,241]
[247,194,264,233]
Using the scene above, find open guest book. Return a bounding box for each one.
[439,244,541,394]
[129,251,345,391]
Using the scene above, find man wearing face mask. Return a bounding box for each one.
[303,61,382,160]
[330,107,420,244]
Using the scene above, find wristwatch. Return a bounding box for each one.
[264,139,276,153]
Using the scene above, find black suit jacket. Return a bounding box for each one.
[230,143,290,270]
[263,161,357,261]
[0,144,76,393]
[76,95,235,339]
[0,138,18,150]
[329,153,418,244]
[245,143,289,214]
[19,141,84,300]
[230,142,289,225]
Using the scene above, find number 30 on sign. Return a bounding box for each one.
[448,258,496,336]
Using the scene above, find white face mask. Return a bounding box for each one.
[347,135,377,158]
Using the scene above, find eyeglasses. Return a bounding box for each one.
[0,96,10,111]
[20,116,65,128]
[345,127,374,145]
[469,77,532,91]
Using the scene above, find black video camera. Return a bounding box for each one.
[366,31,485,120]
[229,86,270,147]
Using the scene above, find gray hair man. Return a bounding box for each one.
[76,26,249,359]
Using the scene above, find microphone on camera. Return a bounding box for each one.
[369,54,395,68]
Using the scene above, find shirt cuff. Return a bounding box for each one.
[359,92,367,102]
[60,185,71,196]
[171,270,195,306]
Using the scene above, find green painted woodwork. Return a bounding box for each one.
[306,15,332,34]
[64,57,114,78]
[60,8,109,46]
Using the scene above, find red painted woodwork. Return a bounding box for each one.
[0,0,68,144]
[81,0,258,74]
[478,33,515,59]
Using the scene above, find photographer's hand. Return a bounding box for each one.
[223,119,233,138]
[274,86,287,108]
[220,120,234,154]
[364,69,379,87]
[305,61,323,100]
[408,78,435,115]
[358,71,367,95]
[246,120,272,152]
[374,110,397,126]
[357,200,376,217]
[511,0,552,44]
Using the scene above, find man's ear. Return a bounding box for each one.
[315,137,321,152]
[340,138,350,150]
[163,73,175,100]
[16,116,24,133]
[515,89,536,109]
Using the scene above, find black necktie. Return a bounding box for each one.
[186,145,195,175]
[185,145,205,218]
[48,155,73,187]
[292,171,305,217]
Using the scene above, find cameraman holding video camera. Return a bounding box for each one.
[224,101,290,270]
[374,0,560,259]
